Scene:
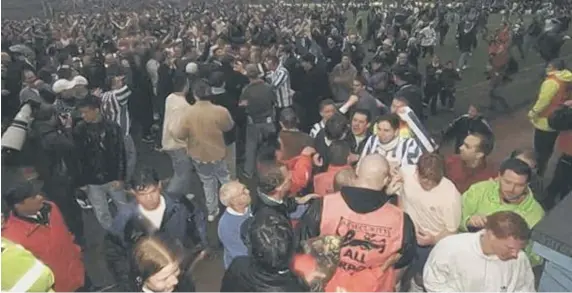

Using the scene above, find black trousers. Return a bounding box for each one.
[544,154,572,210]
[533,129,559,176]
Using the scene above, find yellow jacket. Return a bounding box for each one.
[1,238,55,292]
[528,69,572,131]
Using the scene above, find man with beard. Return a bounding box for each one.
[296,154,416,292]
[459,158,545,268]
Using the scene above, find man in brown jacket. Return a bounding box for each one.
[176,79,234,222]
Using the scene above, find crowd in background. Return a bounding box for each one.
[1,0,572,291]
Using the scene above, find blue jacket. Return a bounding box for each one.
[105,194,207,291]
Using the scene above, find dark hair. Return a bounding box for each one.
[499,158,532,182]
[257,138,280,167]
[130,167,161,192]
[354,75,367,87]
[328,140,350,166]
[76,94,101,109]
[258,164,285,194]
[509,148,536,162]
[470,131,494,156]
[485,211,530,241]
[319,99,336,111]
[173,72,190,92]
[191,79,211,100]
[376,114,400,130]
[351,109,371,123]
[279,108,299,129]
[265,55,279,65]
[548,59,566,71]
[249,211,294,272]
[324,113,349,141]
[208,71,226,88]
[4,180,43,208]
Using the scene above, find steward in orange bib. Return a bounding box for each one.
[296,154,417,292]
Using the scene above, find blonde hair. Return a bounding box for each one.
[133,236,177,280]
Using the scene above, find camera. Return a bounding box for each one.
[1,100,40,152]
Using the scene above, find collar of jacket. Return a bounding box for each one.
[257,189,284,206]
[211,86,226,95]
[13,202,52,226]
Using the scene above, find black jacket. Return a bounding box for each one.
[30,118,77,182]
[549,105,572,131]
[442,114,493,152]
[210,88,239,145]
[295,186,417,269]
[72,118,126,186]
[251,190,298,218]
[220,256,309,292]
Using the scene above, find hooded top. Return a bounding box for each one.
[529,69,572,131]
[295,186,417,269]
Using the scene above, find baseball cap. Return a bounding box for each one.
[52,78,76,93]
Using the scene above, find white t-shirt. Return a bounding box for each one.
[424,232,536,292]
[138,196,166,229]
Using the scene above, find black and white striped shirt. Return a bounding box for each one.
[359,135,422,167]
[310,121,325,138]
[266,64,293,109]
[101,85,132,137]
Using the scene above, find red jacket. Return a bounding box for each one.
[282,154,313,195]
[313,165,351,197]
[445,155,497,194]
[3,201,85,292]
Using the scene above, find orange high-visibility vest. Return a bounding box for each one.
[319,192,404,292]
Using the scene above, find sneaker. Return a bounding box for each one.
[207,208,220,222]
[142,135,154,143]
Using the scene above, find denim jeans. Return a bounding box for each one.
[457,51,470,69]
[165,148,193,198]
[225,142,237,180]
[243,122,276,178]
[86,182,128,231]
[124,135,137,182]
[192,159,230,216]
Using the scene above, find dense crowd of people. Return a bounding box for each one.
[1,0,572,291]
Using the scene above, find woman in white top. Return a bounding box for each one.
[423,211,536,292]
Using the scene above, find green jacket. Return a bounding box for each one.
[460,180,545,266]
[1,238,55,292]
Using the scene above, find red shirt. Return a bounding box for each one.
[445,155,498,194]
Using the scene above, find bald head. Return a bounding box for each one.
[356,154,390,191]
